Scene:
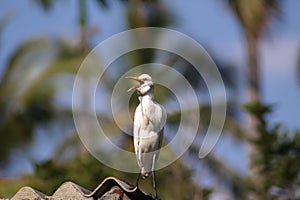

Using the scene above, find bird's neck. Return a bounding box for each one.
[139,92,154,102]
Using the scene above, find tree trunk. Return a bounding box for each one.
[245,31,263,198]
[78,0,89,157]
[79,0,88,53]
[246,32,261,103]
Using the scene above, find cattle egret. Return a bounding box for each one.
[127,74,166,200]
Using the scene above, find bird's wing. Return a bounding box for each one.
[157,103,166,153]
[133,104,142,157]
[158,127,164,150]
[158,103,167,134]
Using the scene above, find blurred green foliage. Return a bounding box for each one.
[0,39,53,164]
[0,1,212,199]
[227,1,284,198]
[0,155,211,199]
[226,0,281,103]
[0,1,299,200]
[244,103,300,199]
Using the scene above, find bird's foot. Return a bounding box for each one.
[129,185,138,190]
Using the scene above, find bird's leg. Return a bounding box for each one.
[133,169,141,189]
[152,170,158,200]
[129,168,141,190]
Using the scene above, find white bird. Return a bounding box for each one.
[127,74,166,200]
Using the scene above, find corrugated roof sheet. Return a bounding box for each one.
[2,177,154,200]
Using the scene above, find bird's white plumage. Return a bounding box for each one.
[133,95,166,177]
[129,74,166,178]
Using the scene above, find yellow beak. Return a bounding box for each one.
[126,76,144,92]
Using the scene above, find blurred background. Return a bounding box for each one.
[0,0,300,199]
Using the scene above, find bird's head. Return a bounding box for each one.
[127,74,154,96]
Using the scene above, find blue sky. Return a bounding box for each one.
[2,0,299,127]
[0,0,300,177]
